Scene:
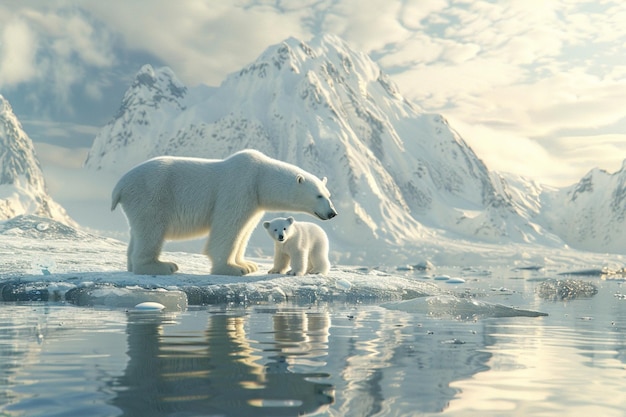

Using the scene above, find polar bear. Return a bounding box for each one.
[111,149,337,276]
[263,216,330,276]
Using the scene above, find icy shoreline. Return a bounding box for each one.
[0,266,441,307]
[1,215,621,318]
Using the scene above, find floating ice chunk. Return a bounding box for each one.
[382,294,547,319]
[335,278,352,290]
[536,279,597,300]
[67,286,188,311]
[134,302,166,311]
[445,277,465,284]
[434,275,450,281]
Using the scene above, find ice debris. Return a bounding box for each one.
[66,286,188,311]
[382,294,547,320]
[134,301,166,311]
[536,279,598,301]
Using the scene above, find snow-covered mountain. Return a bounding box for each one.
[0,95,75,226]
[539,163,626,252]
[85,35,566,262]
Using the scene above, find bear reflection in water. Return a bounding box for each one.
[111,309,334,417]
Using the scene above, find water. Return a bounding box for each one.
[1,269,626,417]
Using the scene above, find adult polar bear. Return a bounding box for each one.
[111,149,337,276]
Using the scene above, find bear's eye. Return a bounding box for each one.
[274,229,278,232]
[283,228,287,231]
[317,195,323,199]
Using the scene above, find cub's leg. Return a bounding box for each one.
[269,250,290,274]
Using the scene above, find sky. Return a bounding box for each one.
[1,0,626,187]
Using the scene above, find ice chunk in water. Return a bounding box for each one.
[382,294,547,319]
[536,279,598,301]
[134,302,166,311]
[67,286,188,311]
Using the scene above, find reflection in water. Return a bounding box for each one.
[4,283,624,417]
[327,308,492,415]
[112,309,334,417]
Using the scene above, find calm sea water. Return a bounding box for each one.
[1,269,625,417]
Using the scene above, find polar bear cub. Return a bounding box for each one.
[263,216,330,276]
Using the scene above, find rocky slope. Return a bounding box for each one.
[0,95,75,226]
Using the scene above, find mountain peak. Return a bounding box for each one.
[229,34,405,105]
[84,34,561,262]
[119,64,187,114]
[0,94,44,188]
[0,95,75,225]
[84,65,191,170]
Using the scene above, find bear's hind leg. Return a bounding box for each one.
[310,257,330,275]
[126,236,134,272]
[129,227,178,275]
[309,244,330,275]
[133,261,178,275]
[287,252,307,276]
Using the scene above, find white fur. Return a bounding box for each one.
[263,216,331,276]
[111,149,337,276]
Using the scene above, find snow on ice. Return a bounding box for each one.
[0,215,619,320]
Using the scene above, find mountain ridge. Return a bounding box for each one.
[82,34,624,261]
[0,94,76,226]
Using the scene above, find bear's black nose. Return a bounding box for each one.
[328,210,337,219]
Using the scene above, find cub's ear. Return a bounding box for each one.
[263,221,270,229]
[321,176,327,185]
[296,174,305,184]
[287,216,295,224]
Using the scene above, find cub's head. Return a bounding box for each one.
[295,174,338,221]
[263,217,296,243]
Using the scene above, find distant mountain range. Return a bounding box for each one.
[3,34,625,262]
[0,95,75,226]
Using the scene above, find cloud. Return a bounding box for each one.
[398,0,449,31]
[0,19,39,86]
[319,0,411,52]
[79,0,310,86]
[545,134,626,176]
[0,4,115,108]
[3,0,626,188]
[446,116,581,187]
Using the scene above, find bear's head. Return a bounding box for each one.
[263,216,296,243]
[295,174,338,221]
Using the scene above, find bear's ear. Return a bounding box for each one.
[263,221,270,229]
[296,174,305,184]
[287,216,295,224]
[321,176,327,185]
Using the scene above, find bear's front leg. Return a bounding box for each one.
[239,260,258,274]
[231,212,262,275]
[268,251,290,274]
